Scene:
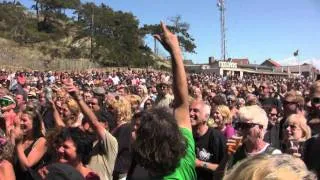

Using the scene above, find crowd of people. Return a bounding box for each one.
[0,22,319,180]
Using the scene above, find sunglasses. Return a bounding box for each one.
[269,113,278,117]
[284,124,298,130]
[312,97,320,104]
[0,99,14,107]
[283,100,297,105]
[157,85,167,89]
[235,122,262,130]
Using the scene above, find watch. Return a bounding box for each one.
[202,162,208,168]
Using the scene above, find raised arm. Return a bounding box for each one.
[64,81,106,140]
[154,22,191,130]
[50,101,66,128]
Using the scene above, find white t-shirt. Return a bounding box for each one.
[246,143,282,157]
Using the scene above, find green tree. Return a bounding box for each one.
[140,15,196,54]
[77,3,154,67]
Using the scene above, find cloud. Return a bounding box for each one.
[306,58,320,70]
[279,57,320,70]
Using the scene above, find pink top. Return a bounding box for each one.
[223,124,236,139]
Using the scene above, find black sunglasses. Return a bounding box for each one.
[312,97,320,104]
[283,100,297,105]
[269,113,278,117]
[284,124,297,130]
[235,122,262,130]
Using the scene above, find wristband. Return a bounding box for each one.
[202,162,207,168]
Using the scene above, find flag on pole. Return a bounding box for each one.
[293,49,299,56]
[217,0,224,7]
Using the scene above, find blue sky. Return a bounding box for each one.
[19,0,320,67]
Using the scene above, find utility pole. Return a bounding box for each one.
[90,5,94,62]
[217,0,227,61]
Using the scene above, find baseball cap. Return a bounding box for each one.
[0,95,15,107]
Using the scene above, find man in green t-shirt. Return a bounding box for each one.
[130,22,196,180]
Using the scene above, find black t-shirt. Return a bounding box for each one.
[264,123,281,149]
[42,106,55,130]
[127,160,152,180]
[112,123,133,175]
[304,134,320,178]
[194,127,227,180]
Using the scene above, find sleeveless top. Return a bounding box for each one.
[13,138,48,180]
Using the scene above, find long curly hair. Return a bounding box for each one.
[132,107,186,175]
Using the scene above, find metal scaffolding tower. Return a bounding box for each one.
[217,0,227,61]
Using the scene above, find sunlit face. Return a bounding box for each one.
[144,100,153,110]
[20,113,33,135]
[260,84,269,95]
[131,118,141,141]
[89,98,99,112]
[213,110,224,127]
[268,108,278,126]
[311,94,320,112]
[61,104,72,118]
[237,120,263,144]
[83,93,92,102]
[284,120,303,141]
[15,94,24,106]
[57,138,78,165]
[193,87,202,98]
[137,87,143,95]
[117,88,125,96]
[190,102,206,127]
[157,84,168,96]
[283,97,298,115]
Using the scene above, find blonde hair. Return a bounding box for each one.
[216,105,232,124]
[126,95,142,107]
[310,80,320,97]
[223,154,316,180]
[285,114,311,141]
[238,105,268,130]
[109,96,132,123]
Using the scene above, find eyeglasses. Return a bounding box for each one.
[235,122,262,130]
[312,97,320,105]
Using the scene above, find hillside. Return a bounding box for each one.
[0,2,186,71]
[0,35,99,71]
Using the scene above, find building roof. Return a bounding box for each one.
[183,60,194,65]
[261,59,281,67]
[231,58,250,65]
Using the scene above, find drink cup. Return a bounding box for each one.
[227,135,243,155]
